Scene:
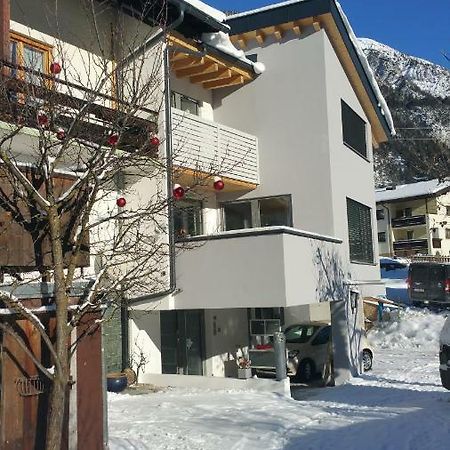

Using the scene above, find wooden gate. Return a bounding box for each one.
[0,300,104,450]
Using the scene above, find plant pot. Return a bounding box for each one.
[237,368,252,379]
[106,372,128,393]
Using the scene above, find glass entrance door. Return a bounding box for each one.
[161,310,204,375]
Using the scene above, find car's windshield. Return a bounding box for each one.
[284,325,319,344]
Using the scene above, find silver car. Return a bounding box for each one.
[285,323,373,382]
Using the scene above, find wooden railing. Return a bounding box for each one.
[0,60,157,152]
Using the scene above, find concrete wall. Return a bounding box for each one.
[213,30,334,237]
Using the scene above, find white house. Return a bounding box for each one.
[128,0,395,385]
[376,179,450,257]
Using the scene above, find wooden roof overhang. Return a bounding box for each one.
[226,0,393,146]
[168,33,255,90]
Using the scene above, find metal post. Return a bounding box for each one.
[273,331,287,381]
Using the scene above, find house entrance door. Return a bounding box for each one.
[161,310,204,375]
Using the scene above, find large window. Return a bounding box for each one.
[341,100,367,159]
[173,199,203,240]
[222,195,292,231]
[347,198,374,264]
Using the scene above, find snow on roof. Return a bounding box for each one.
[182,0,226,23]
[201,31,266,74]
[227,0,395,136]
[226,0,306,20]
[376,179,450,203]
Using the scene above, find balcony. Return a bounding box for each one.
[393,239,428,251]
[171,108,259,186]
[391,215,426,228]
[172,227,342,309]
[0,61,157,153]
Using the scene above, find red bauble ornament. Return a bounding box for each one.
[150,136,160,147]
[116,197,126,208]
[50,62,62,75]
[173,184,185,200]
[56,128,66,140]
[37,111,49,128]
[213,176,225,191]
[108,133,119,146]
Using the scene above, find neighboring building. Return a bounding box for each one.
[128,0,395,385]
[376,179,450,257]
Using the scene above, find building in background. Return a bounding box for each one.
[376,179,450,257]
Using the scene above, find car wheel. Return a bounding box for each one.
[362,349,373,371]
[296,359,315,383]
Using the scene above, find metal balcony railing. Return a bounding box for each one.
[393,239,428,251]
[391,215,426,228]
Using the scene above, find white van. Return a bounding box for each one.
[439,316,450,390]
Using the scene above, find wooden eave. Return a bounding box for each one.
[230,14,389,146]
[168,33,254,90]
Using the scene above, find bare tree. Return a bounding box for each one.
[0,1,179,448]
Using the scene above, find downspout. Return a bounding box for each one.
[381,203,393,256]
[121,5,185,368]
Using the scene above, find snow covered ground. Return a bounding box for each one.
[108,309,450,450]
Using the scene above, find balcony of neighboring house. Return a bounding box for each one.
[391,215,427,228]
[393,239,428,252]
[0,59,157,156]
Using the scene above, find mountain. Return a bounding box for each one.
[358,38,450,186]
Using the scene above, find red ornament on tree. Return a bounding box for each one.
[173,184,185,200]
[50,62,62,75]
[213,176,225,191]
[56,128,66,140]
[150,136,160,147]
[116,197,127,208]
[108,133,119,146]
[37,111,49,128]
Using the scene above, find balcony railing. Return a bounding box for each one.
[391,215,426,228]
[171,108,259,185]
[0,60,157,152]
[393,239,428,251]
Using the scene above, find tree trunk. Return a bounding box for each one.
[46,206,71,450]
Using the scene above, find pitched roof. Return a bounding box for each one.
[375,179,450,203]
[225,0,395,139]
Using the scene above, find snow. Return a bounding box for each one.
[335,2,395,136]
[182,0,226,23]
[201,31,266,74]
[108,309,450,450]
[376,178,450,203]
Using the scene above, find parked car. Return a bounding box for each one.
[284,323,373,382]
[408,261,450,307]
[439,316,450,390]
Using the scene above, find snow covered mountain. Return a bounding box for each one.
[358,38,450,186]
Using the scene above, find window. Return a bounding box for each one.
[397,207,412,218]
[173,199,203,239]
[311,326,331,346]
[10,32,51,82]
[222,195,292,231]
[341,100,367,158]
[378,232,386,243]
[446,229,450,239]
[446,206,450,216]
[171,91,200,116]
[347,198,374,264]
[376,209,385,220]
[284,325,319,344]
[407,230,414,240]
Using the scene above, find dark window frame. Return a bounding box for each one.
[173,198,203,240]
[378,232,386,243]
[221,194,293,231]
[347,197,374,264]
[171,90,200,116]
[341,100,368,160]
[376,209,385,220]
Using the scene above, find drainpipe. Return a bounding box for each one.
[381,203,393,256]
[120,5,185,367]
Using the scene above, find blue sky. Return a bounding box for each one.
[209,0,450,66]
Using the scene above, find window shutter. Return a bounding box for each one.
[342,100,367,158]
[347,198,374,263]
